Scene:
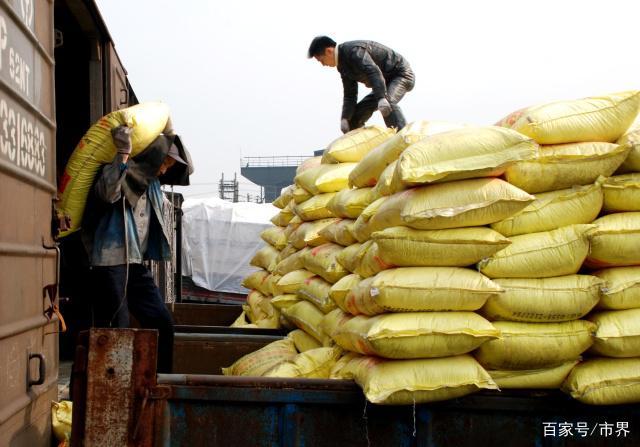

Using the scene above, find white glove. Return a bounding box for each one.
[111,126,133,155]
[378,98,392,117]
[340,119,350,134]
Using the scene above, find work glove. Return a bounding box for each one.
[111,125,133,155]
[377,98,392,117]
[340,119,350,134]
[163,116,175,136]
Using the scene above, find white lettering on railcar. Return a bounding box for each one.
[9,46,30,96]
[0,11,46,177]
[19,0,34,29]
[0,12,33,97]
[0,97,46,177]
[0,17,7,71]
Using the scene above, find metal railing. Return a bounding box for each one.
[241,156,311,168]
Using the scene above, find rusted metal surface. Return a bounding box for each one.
[152,377,640,447]
[73,325,640,446]
[181,276,248,304]
[172,332,283,375]
[0,0,57,445]
[175,325,287,336]
[169,302,243,326]
[71,328,158,447]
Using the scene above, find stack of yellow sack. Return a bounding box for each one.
[494,91,640,403]
[229,91,640,406]
[227,126,397,376]
[570,112,640,405]
[325,125,548,404]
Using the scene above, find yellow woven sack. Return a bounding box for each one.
[303,243,349,283]
[265,273,283,296]
[273,185,294,209]
[589,309,640,357]
[397,126,538,186]
[373,226,511,267]
[370,178,534,232]
[353,241,392,278]
[245,288,269,310]
[295,163,358,195]
[332,312,499,359]
[222,338,297,376]
[245,291,280,328]
[504,142,630,194]
[491,181,604,236]
[271,294,301,311]
[263,347,343,378]
[336,243,363,273]
[241,270,270,294]
[372,160,397,197]
[329,274,362,312]
[293,186,313,204]
[294,193,337,221]
[336,355,497,405]
[57,102,170,237]
[321,308,353,340]
[277,269,316,294]
[353,197,388,242]
[277,244,297,263]
[322,125,396,163]
[594,267,640,310]
[616,117,640,173]
[271,201,295,227]
[329,352,360,379]
[488,361,578,389]
[296,156,322,175]
[507,91,640,144]
[478,224,595,279]
[288,329,322,352]
[274,247,310,275]
[327,188,375,219]
[52,401,73,444]
[288,218,339,249]
[482,275,603,322]
[261,226,288,250]
[284,218,302,238]
[348,121,466,188]
[586,212,640,268]
[250,245,280,272]
[602,173,640,212]
[561,357,640,405]
[318,219,357,246]
[282,301,332,345]
[344,267,502,316]
[230,311,252,328]
[297,275,336,313]
[474,320,596,369]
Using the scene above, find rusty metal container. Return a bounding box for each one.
[0,0,58,445]
[72,328,640,447]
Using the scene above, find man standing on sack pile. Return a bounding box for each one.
[308,36,415,133]
[81,119,193,373]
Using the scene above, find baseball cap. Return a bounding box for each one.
[167,143,187,165]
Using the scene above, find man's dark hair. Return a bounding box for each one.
[307,36,336,58]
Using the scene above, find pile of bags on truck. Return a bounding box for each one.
[227,90,640,406]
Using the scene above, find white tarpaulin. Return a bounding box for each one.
[182,197,278,294]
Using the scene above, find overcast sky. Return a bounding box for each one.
[95,0,640,199]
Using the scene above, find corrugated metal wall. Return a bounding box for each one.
[0,0,58,445]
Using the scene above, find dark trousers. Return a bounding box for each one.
[348,70,415,131]
[92,264,174,373]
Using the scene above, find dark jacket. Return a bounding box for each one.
[82,134,193,266]
[338,40,412,120]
